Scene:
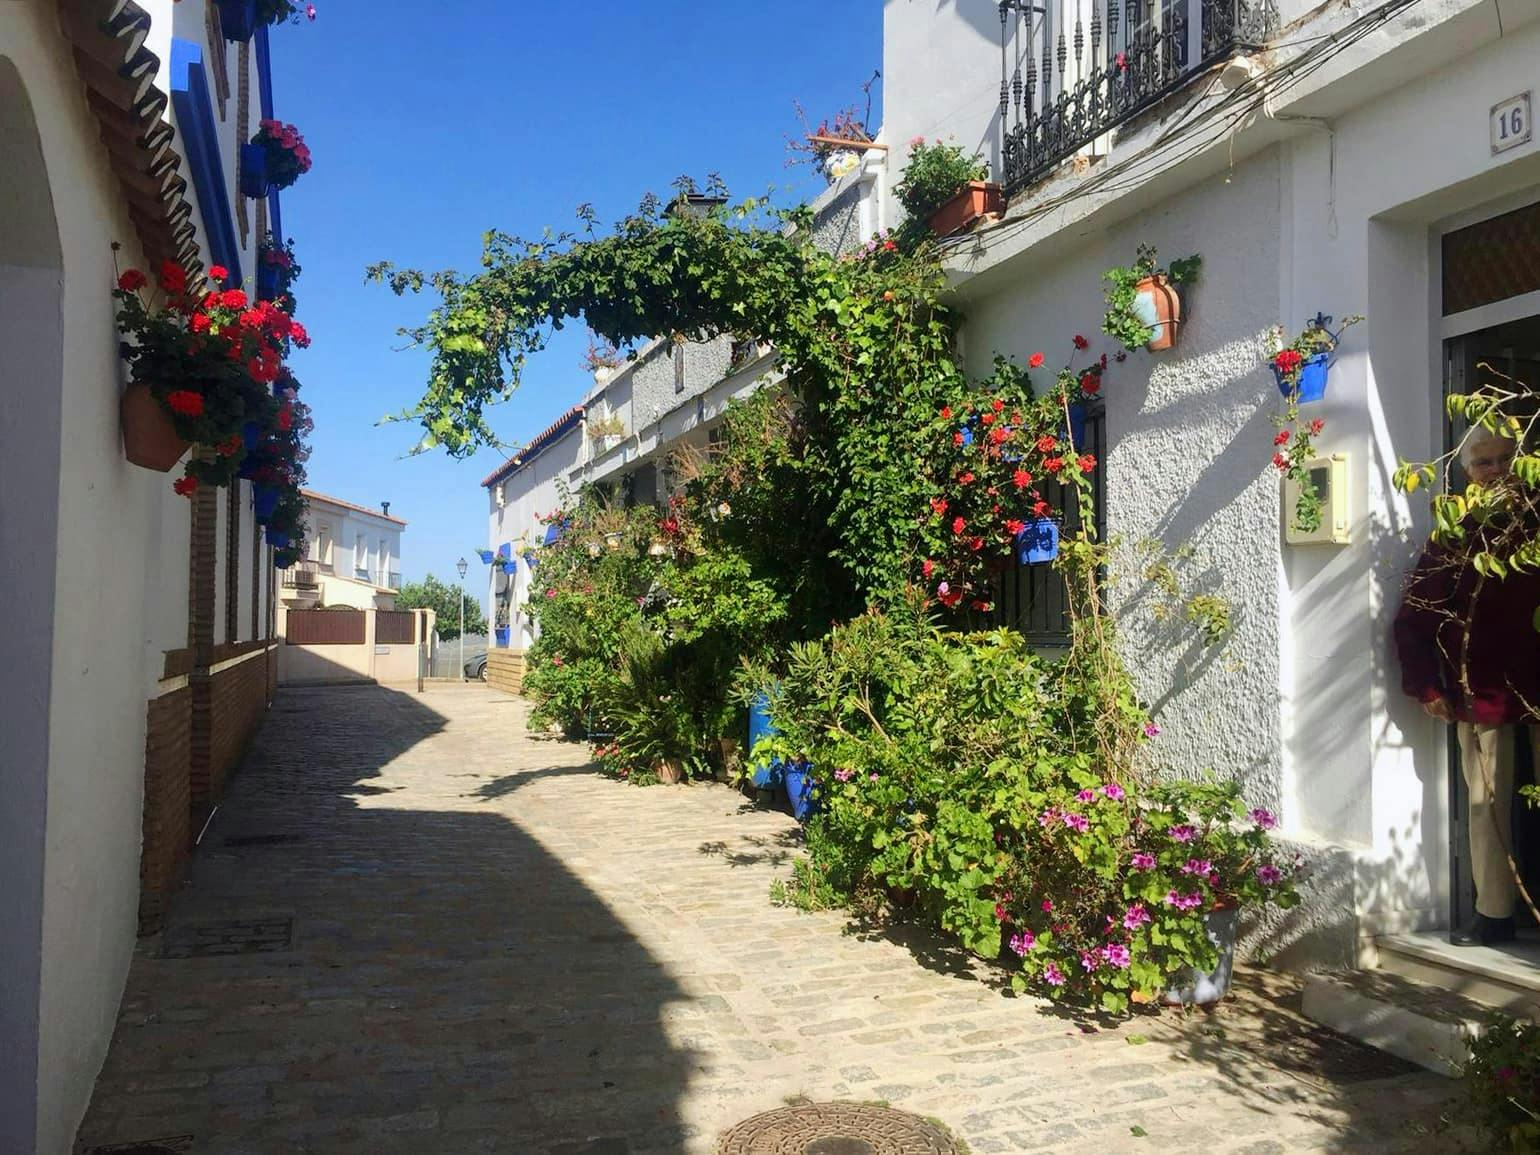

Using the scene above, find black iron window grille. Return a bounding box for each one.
[999,0,1273,194]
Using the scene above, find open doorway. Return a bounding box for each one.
[1441,313,1540,942]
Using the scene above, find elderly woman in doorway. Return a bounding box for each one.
[1393,428,1540,946]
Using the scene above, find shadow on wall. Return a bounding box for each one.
[77,685,698,1152]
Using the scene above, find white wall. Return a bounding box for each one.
[0,2,201,1150]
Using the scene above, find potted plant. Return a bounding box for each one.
[788,104,873,185]
[1014,517,1060,565]
[783,758,818,821]
[587,412,625,449]
[114,259,298,490]
[217,0,316,41]
[582,336,622,385]
[1268,313,1361,403]
[255,233,300,310]
[240,119,311,199]
[894,138,998,238]
[1102,245,1201,352]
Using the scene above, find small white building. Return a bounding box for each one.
[283,488,407,609]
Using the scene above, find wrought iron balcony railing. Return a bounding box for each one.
[999,0,1273,194]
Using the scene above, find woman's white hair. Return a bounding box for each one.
[1458,427,1516,467]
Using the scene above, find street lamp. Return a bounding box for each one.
[456,556,468,682]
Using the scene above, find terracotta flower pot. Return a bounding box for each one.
[927,181,1005,238]
[1134,275,1183,351]
[656,759,686,785]
[120,382,189,472]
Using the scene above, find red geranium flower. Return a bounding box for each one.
[1004,519,1025,535]
[1272,453,1289,470]
[1028,352,1045,369]
[953,431,965,446]
[1044,456,1064,473]
[172,476,198,497]
[1033,500,1051,516]
[951,516,967,535]
[166,390,205,417]
[939,406,952,420]
[1080,372,1101,395]
[216,433,243,457]
[190,312,212,333]
[980,412,995,426]
[219,288,248,310]
[1035,435,1058,453]
[1011,468,1032,489]
[117,269,147,292]
[1309,418,1325,435]
[208,264,229,281]
[159,260,187,295]
[1273,429,1290,445]
[992,398,1005,413]
[969,537,984,551]
[930,497,948,516]
[1274,349,1304,375]
[922,559,935,579]
[958,471,975,485]
[1077,454,1096,473]
[1073,334,1090,350]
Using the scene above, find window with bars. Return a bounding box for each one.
[978,408,1106,647]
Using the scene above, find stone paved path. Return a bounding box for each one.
[78,684,1462,1154]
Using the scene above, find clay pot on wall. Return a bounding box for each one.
[120,383,189,472]
[927,181,1005,238]
[656,759,686,785]
[1133,275,1183,351]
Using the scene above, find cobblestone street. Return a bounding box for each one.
[78,684,1460,1154]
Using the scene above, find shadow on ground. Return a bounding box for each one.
[77,685,698,1155]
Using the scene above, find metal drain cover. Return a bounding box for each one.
[718,1104,960,1154]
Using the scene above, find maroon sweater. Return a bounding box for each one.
[1392,532,1540,725]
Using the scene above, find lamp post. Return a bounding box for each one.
[456,556,468,682]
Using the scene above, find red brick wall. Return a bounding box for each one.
[190,646,272,808]
[139,686,191,934]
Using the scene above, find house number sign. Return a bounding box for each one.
[1491,92,1532,155]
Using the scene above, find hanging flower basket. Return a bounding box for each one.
[1015,517,1060,565]
[927,181,1004,238]
[1061,402,1088,451]
[1132,276,1183,352]
[252,483,280,523]
[214,0,258,42]
[1273,351,1330,402]
[120,382,190,472]
[494,626,511,648]
[245,120,311,195]
[274,547,299,569]
[256,261,282,302]
[264,527,290,549]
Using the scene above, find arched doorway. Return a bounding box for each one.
[0,53,64,1155]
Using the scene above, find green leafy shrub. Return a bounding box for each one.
[1101,245,1201,350]
[1465,1015,1540,1153]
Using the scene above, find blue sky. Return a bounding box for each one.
[269,0,881,609]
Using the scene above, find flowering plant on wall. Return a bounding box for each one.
[256,0,317,25]
[115,259,306,490]
[892,138,989,222]
[250,119,312,190]
[1267,315,1360,533]
[916,342,1104,610]
[256,233,301,311]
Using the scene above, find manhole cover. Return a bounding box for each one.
[161,919,293,958]
[718,1104,960,1154]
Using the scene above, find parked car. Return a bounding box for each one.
[464,651,487,681]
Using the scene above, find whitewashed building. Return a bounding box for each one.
[1,3,301,1149]
[883,0,1540,1004]
[283,488,406,608]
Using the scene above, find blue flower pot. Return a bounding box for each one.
[1060,402,1087,450]
[256,261,281,302]
[241,420,262,452]
[265,528,290,549]
[749,691,782,788]
[477,549,495,564]
[1274,351,1330,403]
[494,627,511,648]
[522,551,538,569]
[252,483,279,523]
[784,761,818,822]
[1015,517,1060,565]
[958,422,974,446]
[237,454,260,480]
[500,561,516,575]
[543,523,563,546]
[274,550,297,570]
[239,143,270,199]
[214,0,257,42]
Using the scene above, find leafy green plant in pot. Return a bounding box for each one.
[894,138,996,239]
[1102,245,1201,352]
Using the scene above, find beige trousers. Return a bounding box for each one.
[1457,722,1540,919]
